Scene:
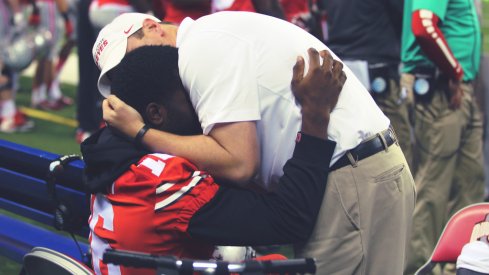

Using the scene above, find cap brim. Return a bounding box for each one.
[97,38,128,98]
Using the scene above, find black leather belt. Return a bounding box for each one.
[330,127,397,171]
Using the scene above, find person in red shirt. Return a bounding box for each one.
[81,45,345,275]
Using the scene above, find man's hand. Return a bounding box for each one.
[448,79,464,110]
[103,95,145,139]
[291,48,346,139]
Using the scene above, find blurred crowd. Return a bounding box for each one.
[0,0,488,274]
[0,0,323,140]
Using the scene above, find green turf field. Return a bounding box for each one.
[0,76,80,155]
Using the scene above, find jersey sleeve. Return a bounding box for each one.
[411,10,463,80]
[178,32,261,135]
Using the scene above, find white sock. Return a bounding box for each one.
[49,78,62,101]
[32,84,47,105]
[0,99,16,118]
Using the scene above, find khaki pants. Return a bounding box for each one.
[377,78,414,170]
[295,141,416,275]
[403,73,485,274]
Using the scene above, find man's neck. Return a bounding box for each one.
[162,24,179,47]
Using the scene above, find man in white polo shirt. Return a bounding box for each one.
[93,12,416,274]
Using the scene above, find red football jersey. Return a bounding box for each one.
[89,153,219,275]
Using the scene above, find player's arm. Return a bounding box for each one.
[187,49,346,245]
[411,9,464,108]
[103,98,259,186]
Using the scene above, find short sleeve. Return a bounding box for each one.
[178,32,261,135]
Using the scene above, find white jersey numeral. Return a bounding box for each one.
[138,157,167,177]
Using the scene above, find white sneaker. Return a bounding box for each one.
[0,111,35,133]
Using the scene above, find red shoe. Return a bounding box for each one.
[31,100,52,110]
[32,96,73,111]
[0,111,35,133]
[49,96,74,110]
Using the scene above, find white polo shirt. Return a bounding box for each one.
[176,11,390,187]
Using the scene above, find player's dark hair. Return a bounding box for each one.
[111,45,183,123]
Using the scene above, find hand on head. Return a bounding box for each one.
[291,48,347,139]
[448,79,464,110]
[103,95,145,139]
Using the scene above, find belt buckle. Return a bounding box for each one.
[387,126,398,146]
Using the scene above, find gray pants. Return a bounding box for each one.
[403,73,485,274]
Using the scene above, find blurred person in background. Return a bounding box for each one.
[279,0,326,42]
[211,0,284,18]
[156,0,285,26]
[89,0,153,30]
[0,0,34,133]
[158,0,209,24]
[48,0,77,107]
[320,0,412,169]
[75,0,101,143]
[29,0,74,110]
[401,0,485,273]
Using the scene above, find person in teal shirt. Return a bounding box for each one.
[401,0,485,273]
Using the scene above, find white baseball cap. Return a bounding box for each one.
[92,13,161,97]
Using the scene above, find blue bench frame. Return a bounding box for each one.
[0,139,89,263]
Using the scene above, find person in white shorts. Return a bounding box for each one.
[29,0,73,110]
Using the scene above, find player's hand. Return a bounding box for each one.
[291,48,346,139]
[448,79,464,110]
[103,95,145,139]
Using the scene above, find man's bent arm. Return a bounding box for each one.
[142,121,259,185]
[104,97,259,185]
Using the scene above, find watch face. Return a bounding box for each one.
[371,77,387,93]
[414,78,430,95]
